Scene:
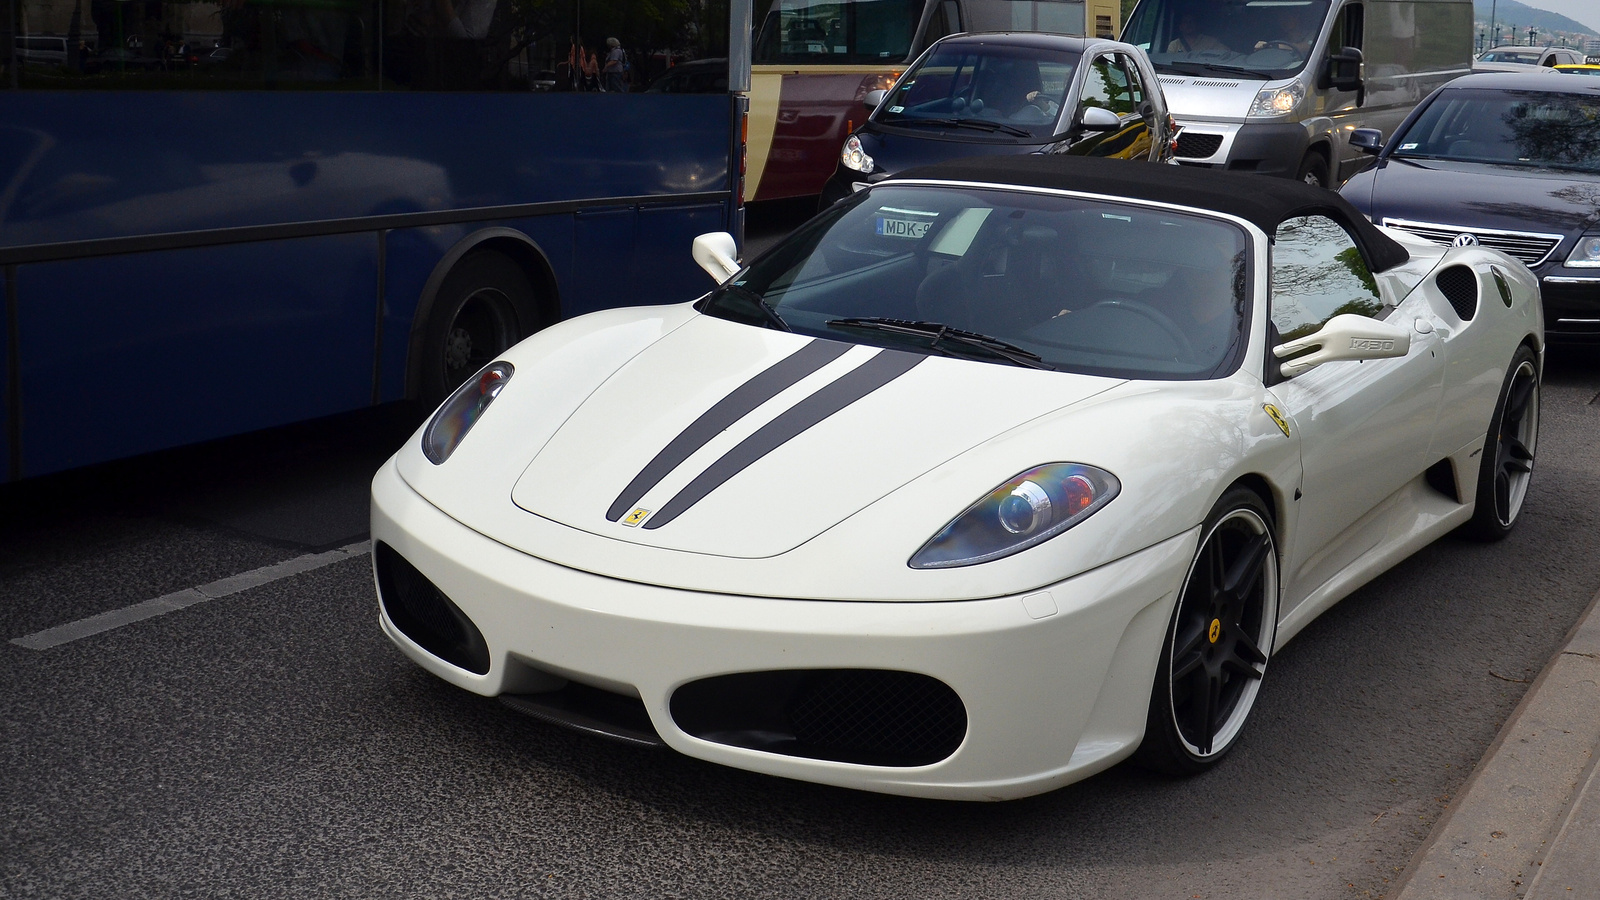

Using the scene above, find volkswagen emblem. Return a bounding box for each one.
[1452,233,1479,247]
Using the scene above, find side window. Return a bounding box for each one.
[1079,54,1135,115]
[1117,53,1147,113]
[1271,216,1385,342]
[1331,2,1363,51]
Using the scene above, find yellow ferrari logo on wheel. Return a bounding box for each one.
[1209,618,1222,644]
[622,508,650,527]
[1263,404,1291,438]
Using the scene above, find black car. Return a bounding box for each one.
[819,33,1175,211]
[1341,72,1600,342]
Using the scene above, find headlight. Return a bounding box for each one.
[1249,82,1304,118]
[909,463,1120,569]
[1565,234,1600,268]
[841,134,874,173]
[421,361,513,464]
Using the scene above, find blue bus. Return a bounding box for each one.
[1,0,750,481]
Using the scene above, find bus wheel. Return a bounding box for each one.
[1295,152,1329,188]
[418,251,535,409]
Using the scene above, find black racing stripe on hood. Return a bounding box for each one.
[606,339,852,522]
[642,350,925,530]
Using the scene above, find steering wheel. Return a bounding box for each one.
[1255,40,1301,54]
[1084,299,1195,359]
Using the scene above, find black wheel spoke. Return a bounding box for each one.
[1198,671,1223,755]
[1221,531,1270,597]
[1232,629,1267,667]
[1494,471,1511,516]
[1506,375,1534,421]
[1504,436,1533,470]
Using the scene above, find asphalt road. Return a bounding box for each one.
[4,213,1599,897]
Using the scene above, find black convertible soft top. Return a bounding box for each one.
[890,155,1411,272]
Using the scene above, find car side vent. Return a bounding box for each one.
[1435,265,1478,321]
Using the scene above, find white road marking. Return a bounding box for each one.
[9,541,371,651]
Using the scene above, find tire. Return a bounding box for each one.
[416,251,539,410]
[1135,486,1279,776]
[1295,151,1329,188]
[1459,345,1540,542]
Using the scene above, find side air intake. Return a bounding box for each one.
[1435,265,1478,321]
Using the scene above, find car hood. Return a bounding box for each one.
[1154,75,1264,122]
[507,315,1122,558]
[860,125,1049,177]
[1364,157,1600,237]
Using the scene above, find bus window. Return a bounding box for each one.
[962,0,1087,36]
[755,0,922,63]
[3,0,728,92]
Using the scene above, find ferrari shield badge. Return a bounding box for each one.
[621,507,650,527]
[1263,404,1291,438]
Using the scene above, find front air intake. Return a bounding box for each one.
[374,542,490,674]
[671,669,967,767]
[1175,132,1224,159]
[1435,265,1479,321]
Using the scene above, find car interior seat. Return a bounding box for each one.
[915,222,1074,335]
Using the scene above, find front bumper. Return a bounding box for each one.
[1539,275,1600,342]
[1173,120,1310,179]
[370,457,1198,800]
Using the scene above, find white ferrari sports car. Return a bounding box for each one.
[371,155,1543,800]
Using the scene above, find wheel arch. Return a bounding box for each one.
[404,227,561,401]
[1226,473,1283,535]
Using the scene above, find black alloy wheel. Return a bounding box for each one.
[1136,487,1279,775]
[417,251,537,409]
[1461,345,1540,541]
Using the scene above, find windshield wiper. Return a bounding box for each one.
[715,284,791,332]
[889,117,1035,138]
[1161,61,1265,79]
[825,316,1055,370]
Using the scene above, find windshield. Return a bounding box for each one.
[1123,0,1330,79]
[875,43,1081,139]
[1390,89,1600,173]
[701,185,1252,380]
[1479,50,1541,64]
[754,0,922,64]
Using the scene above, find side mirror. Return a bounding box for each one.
[692,231,740,284]
[1273,313,1410,377]
[863,88,887,111]
[1323,46,1364,103]
[1349,127,1383,155]
[1079,106,1121,131]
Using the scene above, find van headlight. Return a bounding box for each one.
[1249,83,1304,118]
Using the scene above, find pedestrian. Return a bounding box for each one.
[603,36,627,93]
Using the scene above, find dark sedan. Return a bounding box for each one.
[1341,73,1600,342]
[819,33,1174,211]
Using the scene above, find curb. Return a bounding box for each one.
[1391,586,1600,900]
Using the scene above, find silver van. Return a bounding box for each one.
[1121,0,1473,186]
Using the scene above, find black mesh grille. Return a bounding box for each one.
[374,542,490,674]
[1176,132,1224,159]
[787,670,966,764]
[1435,265,1478,321]
[670,669,968,767]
